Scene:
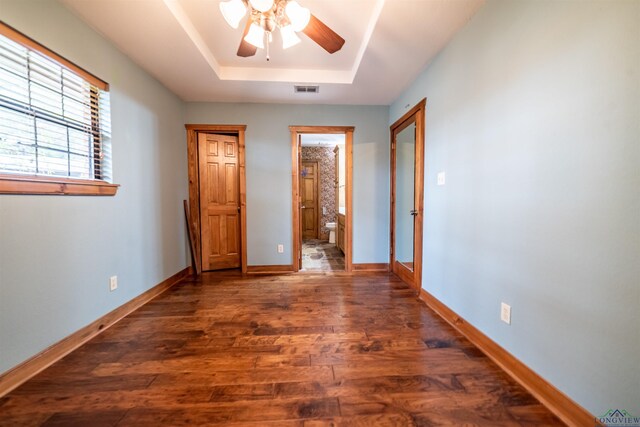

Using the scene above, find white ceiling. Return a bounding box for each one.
[301,134,345,147]
[60,0,485,105]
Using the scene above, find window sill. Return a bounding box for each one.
[0,174,119,196]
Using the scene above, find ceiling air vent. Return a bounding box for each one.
[294,85,319,94]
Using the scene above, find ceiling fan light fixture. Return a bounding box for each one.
[285,1,311,32]
[219,0,247,29]
[224,0,344,60]
[244,23,265,48]
[280,25,301,49]
[249,0,274,13]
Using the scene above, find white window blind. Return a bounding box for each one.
[0,27,111,182]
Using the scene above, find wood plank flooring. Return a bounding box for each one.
[0,271,563,426]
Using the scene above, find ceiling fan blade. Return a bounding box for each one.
[303,14,345,54]
[237,17,257,57]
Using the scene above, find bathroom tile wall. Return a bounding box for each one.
[302,146,336,240]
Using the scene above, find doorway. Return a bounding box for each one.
[290,126,354,272]
[390,99,425,290]
[186,124,248,273]
[300,138,343,271]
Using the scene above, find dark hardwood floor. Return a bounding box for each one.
[0,271,563,426]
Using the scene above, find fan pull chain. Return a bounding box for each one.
[266,31,271,61]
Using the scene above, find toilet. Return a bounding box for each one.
[326,222,337,244]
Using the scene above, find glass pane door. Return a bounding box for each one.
[394,122,416,272]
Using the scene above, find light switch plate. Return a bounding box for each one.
[501,302,511,324]
[437,172,446,186]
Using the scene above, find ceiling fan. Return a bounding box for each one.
[219,0,345,60]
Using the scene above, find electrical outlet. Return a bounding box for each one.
[109,276,118,292]
[437,171,446,186]
[277,244,284,253]
[501,302,511,324]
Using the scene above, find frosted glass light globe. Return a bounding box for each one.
[244,23,265,48]
[285,1,311,32]
[280,25,301,49]
[249,0,274,13]
[219,0,247,29]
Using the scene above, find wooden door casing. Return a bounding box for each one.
[198,133,241,271]
[390,99,426,292]
[301,161,319,239]
[297,138,303,269]
[290,126,354,272]
[333,145,340,216]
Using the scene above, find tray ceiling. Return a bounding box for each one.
[61,0,485,104]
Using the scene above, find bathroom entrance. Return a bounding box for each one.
[290,126,353,272]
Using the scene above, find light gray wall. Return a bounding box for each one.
[185,103,389,265]
[0,1,188,374]
[391,0,640,415]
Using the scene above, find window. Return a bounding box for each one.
[0,23,118,195]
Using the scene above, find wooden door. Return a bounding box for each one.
[301,161,318,239]
[198,133,241,270]
[390,99,425,291]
